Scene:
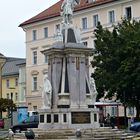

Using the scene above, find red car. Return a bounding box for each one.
[0,119,4,128]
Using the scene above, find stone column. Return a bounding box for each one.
[79,56,87,108]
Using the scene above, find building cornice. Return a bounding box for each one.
[21,0,133,30]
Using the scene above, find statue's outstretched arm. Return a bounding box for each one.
[61,1,66,10]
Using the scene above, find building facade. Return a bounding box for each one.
[0,53,6,98]
[2,57,26,110]
[20,0,140,112]
[17,62,26,107]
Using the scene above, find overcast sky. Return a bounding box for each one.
[0,0,59,58]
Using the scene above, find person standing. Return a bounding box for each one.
[105,113,111,126]
[110,116,115,129]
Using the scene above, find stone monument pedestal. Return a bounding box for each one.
[38,15,100,129]
[39,107,99,129]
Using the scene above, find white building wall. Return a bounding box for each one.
[22,0,140,111]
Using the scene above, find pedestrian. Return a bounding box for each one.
[105,113,111,126]
[110,116,115,129]
[131,116,134,124]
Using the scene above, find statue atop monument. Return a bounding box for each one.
[42,74,52,109]
[61,0,79,25]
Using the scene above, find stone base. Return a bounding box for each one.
[38,108,99,129]
[39,123,99,129]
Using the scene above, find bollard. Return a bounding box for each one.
[8,129,14,140]
[25,129,35,140]
[75,129,82,138]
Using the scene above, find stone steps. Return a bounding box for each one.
[13,128,136,140]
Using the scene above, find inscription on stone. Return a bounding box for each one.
[71,112,90,124]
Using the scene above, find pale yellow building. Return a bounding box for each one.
[0,53,6,98]
[2,57,25,108]
[20,0,140,113]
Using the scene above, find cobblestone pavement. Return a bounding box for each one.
[0,129,8,139]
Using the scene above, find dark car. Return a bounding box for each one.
[0,119,4,128]
[129,122,140,132]
[11,115,39,133]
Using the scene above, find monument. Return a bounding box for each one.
[38,0,99,129]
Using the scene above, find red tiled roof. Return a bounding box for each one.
[19,0,113,27]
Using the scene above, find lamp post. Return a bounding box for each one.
[9,87,15,126]
[123,91,127,128]
[11,92,13,126]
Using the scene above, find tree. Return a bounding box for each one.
[91,19,140,118]
[0,98,16,118]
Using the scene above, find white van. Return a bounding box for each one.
[28,111,38,116]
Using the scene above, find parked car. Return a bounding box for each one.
[129,122,140,132]
[11,115,39,133]
[28,111,38,117]
[0,119,4,128]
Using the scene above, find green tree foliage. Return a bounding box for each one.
[0,98,16,118]
[91,19,140,117]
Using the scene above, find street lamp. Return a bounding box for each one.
[11,92,13,126]
[9,87,15,126]
[123,91,127,128]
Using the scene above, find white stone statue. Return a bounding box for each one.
[42,74,52,109]
[90,77,98,104]
[61,0,79,25]
[54,29,63,42]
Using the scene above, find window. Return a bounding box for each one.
[128,107,134,116]
[47,114,51,123]
[55,24,60,33]
[125,6,132,19]
[15,78,18,86]
[7,93,9,99]
[83,41,88,47]
[82,17,87,29]
[40,115,44,123]
[108,10,115,23]
[44,27,48,38]
[32,76,37,91]
[15,92,18,101]
[111,106,117,116]
[6,79,9,88]
[94,114,97,122]
[44,54,48,64]
[54,114,59,123]
[93,14,98,27]
[11,93,13,100]
[32,30,37,40]
[63,114,67,123]
[32,51,37,65]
